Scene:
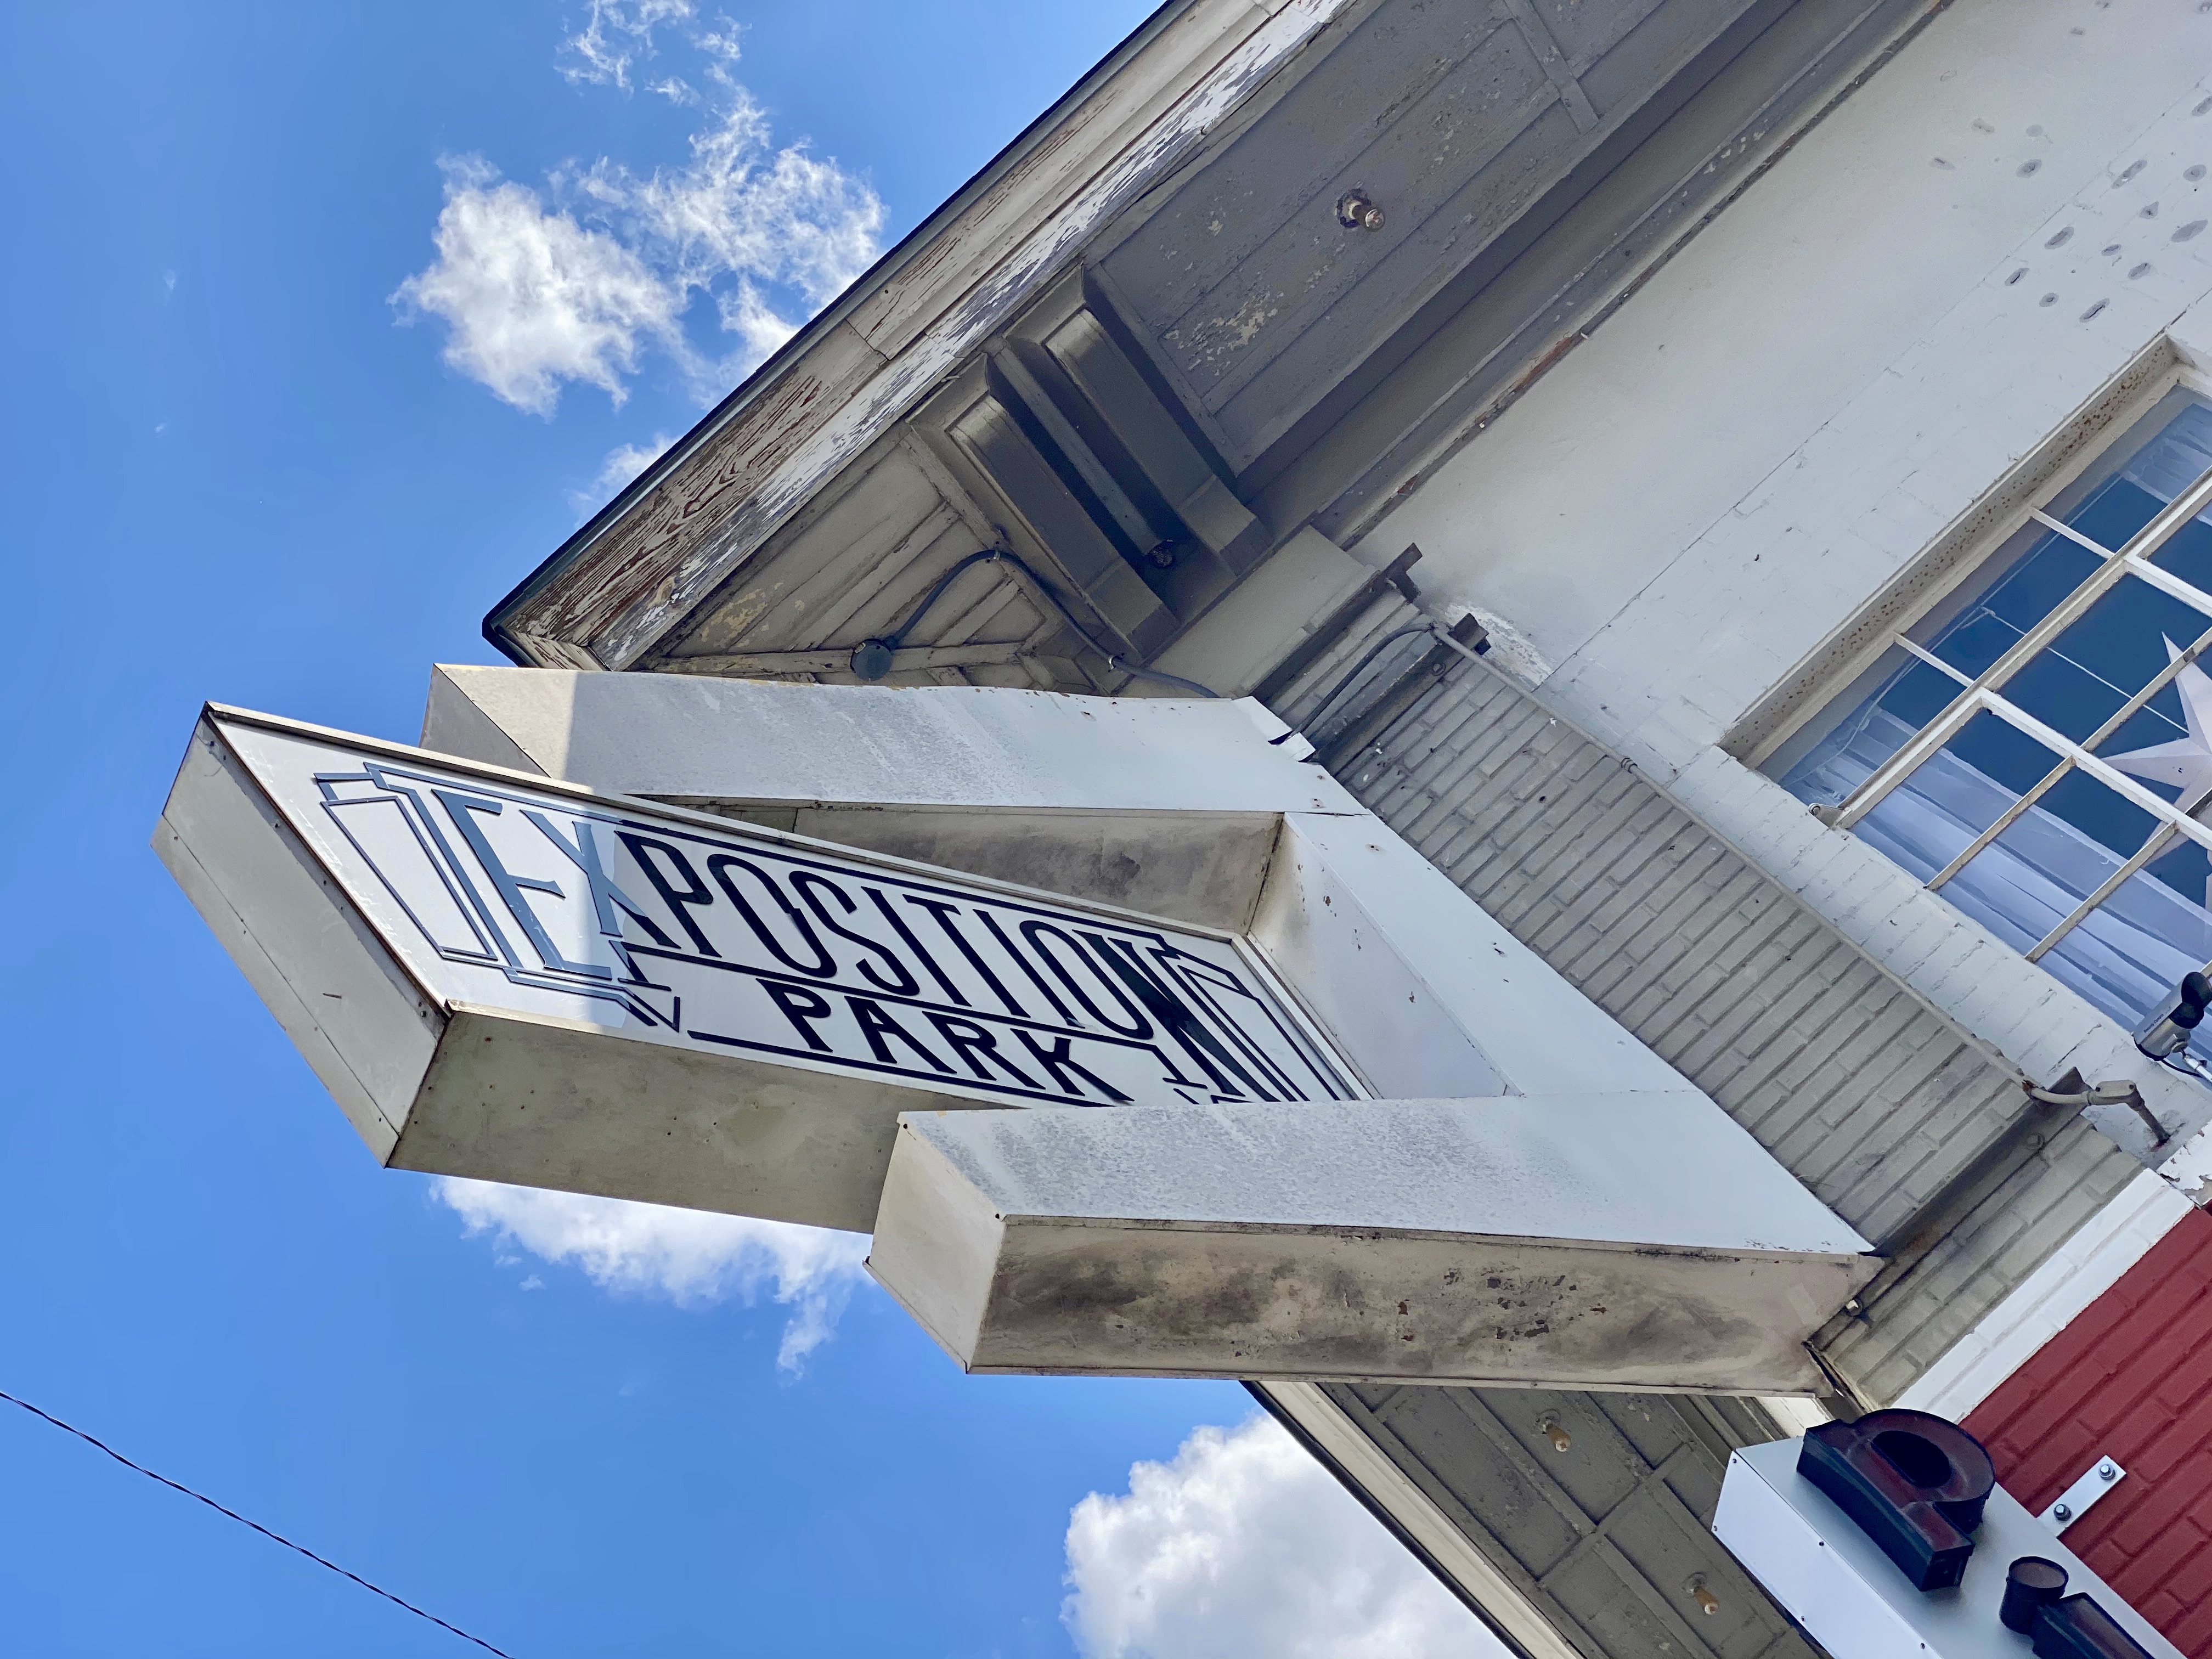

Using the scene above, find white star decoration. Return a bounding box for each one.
[2107,636,2212,809]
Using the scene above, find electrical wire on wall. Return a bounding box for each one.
[1269,619,1491,747]
[845,546,1219,697]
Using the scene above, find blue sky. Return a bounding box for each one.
[0,4,1493,1656]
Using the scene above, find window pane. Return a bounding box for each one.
[2061,470,2164,553]
[1768,399,2212,1036]
[1928,406,2212,690]
[2081,399,2212,554]
[1922,529,2096,680]
[2092,639,2212,813]
[2143,833,2212,919]
[2018,765,2160,861]
[2147,512,2212,587]
[2004,573,2212,743]
[1778,654,1966,810]
[1939,772,2159,961]
[2096,686,2198,781]
[2150,517,2212,601]
[1838,710,2056,883]
[2042,854,2210,1028]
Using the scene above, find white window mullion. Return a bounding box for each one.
[1827,695,1982,830]
[1978,691,2212,854]
[2122,551,2212,619]
[1927,619,2212,893]
[2025,823,2179,962]
[1828,462,2212,832]
[1926,754,2074,893]
[1896,635,1972,686]
[2029,509,2114,558]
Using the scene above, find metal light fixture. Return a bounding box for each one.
[2132,969,2211,1062]
[1337,189,1384,231]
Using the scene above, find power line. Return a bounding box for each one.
[0,1386,515,1657]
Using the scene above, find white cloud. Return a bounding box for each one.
[572,430,676,515]
[575,89,883,313]
[1063,1415,1505,1659]
[596,432,674,490]
[435,1177,871,1372]
[558,0,699,92]
[392,160,682,417]
[396,14,883,417]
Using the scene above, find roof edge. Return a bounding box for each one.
[483,0,1205,667]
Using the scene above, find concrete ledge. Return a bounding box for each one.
[398,1005,997,1233]
[869,1096,1877,1392]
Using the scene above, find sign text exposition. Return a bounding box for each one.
[222,719,1357,1112]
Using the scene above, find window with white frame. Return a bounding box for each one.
[1769,391,2212,1032]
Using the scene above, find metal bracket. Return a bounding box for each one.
[2026,1078,2166,1147]
[2039,1453,2126,1531]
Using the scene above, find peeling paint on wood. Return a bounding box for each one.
[499,0,1367,671]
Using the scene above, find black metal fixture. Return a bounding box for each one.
[2132,969,2211,1071]
[847,546,1217,696]
[849,548,1007,681]
[2001,1558,2068,1634]
[1337,188,1385,231]
[848,639,896,680]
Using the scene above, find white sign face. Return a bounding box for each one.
[221,720,1359,1112]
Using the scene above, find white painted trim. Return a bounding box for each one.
[1757,1396,1835,1435]
[1892,1170,2192,1421]
[1256,1381,1575,1659]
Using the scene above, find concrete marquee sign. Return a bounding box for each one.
[232,714,1353,1107]
[160,674,1882,1391]
[157,707,1353,1233]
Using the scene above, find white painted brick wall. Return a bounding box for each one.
[1560,92,2212,780]
[1384,3,2212,716]
[1310,653,2124,1397]
[1669,744,2210,1151]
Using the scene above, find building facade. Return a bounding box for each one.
[230,1,2212,1653]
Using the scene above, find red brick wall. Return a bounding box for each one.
[1964,1206,2212,1657]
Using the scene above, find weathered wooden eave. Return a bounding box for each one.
[486,0,1360,673]
[489,0,1953,684]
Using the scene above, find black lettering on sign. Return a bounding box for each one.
[1805,1410,2154,1654]
[1082,932,1271,1100]
[848,997,953,1074]
[977,910,1076,1023]
[761,981,835,1051]
[708,855,837,976]
[1020,921,1152,1037]
[790,872,918,996]
[300,747,1350,1112]
[1798,1409,1994,1591]
[528,812,679,950]
[1014,1030,1134,1103]
[924,1013,1040,1088]
[2032,1593,2155,1659]
[437,792,611,980]
[905,896,1026,1017]
[617,832,721,957]
[866,887,967,1005]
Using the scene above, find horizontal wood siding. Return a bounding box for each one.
[1321,1383,1814,1659]
[1102,0,1758,466]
